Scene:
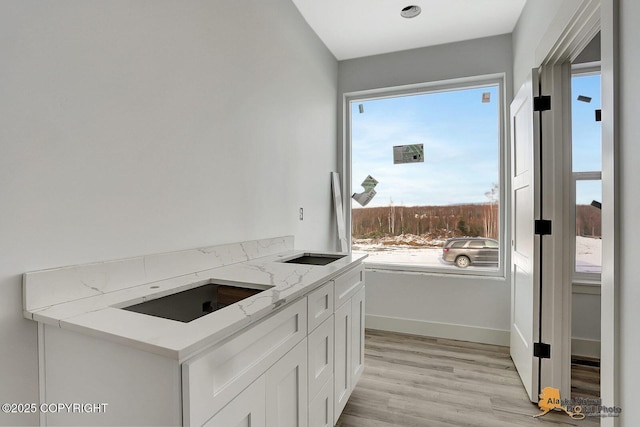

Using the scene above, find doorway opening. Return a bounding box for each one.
[569,33,601,401]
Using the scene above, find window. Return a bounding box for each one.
[347,76,504,275]
[485,240,499,248]
[571,69,602,280]
[574,177,601,275]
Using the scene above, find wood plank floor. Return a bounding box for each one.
[336,329,600,427]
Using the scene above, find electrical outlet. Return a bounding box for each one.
[299,208,304,220]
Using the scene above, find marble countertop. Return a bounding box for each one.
[24,242,366,361]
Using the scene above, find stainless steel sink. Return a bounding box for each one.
[283,253,346,266]
[122,281,272,323]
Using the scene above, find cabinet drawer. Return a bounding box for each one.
[307,281,334,333]
[183,299,307,427]
[307,315,333,402]
[334,264,364,309]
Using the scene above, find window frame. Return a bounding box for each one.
[343,74,508,278]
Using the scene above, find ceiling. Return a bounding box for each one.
[291,0,527,60]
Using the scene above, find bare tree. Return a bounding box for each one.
[483,182,499,239]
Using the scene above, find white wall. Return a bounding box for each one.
[0,1,337,424]
[512,0,585,92]
[365,271,511,344]
[618,0,640,420]
[338,35,514,344]
[572,290,601,357]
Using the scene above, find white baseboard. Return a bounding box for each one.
[572,338,601,359]
[366,315,602,359]
[365,314,510,346]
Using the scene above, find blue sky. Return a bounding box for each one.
[572,73,602,205]
[351,75,602,208]
[351,85,500,207]
[572,73,602,173]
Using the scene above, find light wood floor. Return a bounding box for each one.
[336,329,600,427]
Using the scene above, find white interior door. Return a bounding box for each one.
[510,71,541,402]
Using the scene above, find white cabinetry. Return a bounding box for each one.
[187,265,364,427]
[308,315,334,401]
[204,376,266,427]
[266,339,308,427]
[308,375,334,427]
[332,266,365,424]
[350,286,365,384]
[307,280,336,427]
[307,280,334,333]
[205,340,307,427]
[40,325,182,426]
[204,338,308,427]
[333,299,352,418]
[183,299,307,426]
[37,262,364,427]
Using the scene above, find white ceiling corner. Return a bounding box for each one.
[291,0,527,60]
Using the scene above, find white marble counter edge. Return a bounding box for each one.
[27,251,367,361]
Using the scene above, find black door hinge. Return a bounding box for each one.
[533,95,551,112]
[595,109,602,122]
[534,219,552,235]
[534,342,551,359]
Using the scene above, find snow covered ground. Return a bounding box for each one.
[352,235,602,273]
[352,238,496,271]
[575,236,602,273]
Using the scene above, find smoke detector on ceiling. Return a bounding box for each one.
[400,5,421,19]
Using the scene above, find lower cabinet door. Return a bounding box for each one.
[333,300,352,424]
[350,286,366,385]
[308,315,334,402]
[266,338,308,427]
[203,376,266,427]
[309,376,334,427]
